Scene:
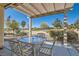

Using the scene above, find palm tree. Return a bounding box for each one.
[10,20,19,33]
[40,22,49,29]
[6,16,11,31]
[21,20,26,31]
[52,18,63,29]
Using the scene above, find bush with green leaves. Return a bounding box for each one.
[19,32,27,36]
[67,31,78,43]
[15,29,27,36]
[49,30,64,41]
[49,30,78,43]
[16,29,21,35]
[57,31,64,41]
[49,30,57,38]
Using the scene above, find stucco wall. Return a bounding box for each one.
[0,6,4,48]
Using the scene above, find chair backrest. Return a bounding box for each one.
[8,40,21,55]
[38,38,57,56]
[18,42,34,56]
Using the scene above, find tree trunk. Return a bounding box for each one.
[13,29,15,37]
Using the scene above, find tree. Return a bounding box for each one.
[52,18,63,29]
[6,16,11,31]
[74,19,79,29]
[68,20,79,29]
[16,28,21,35]
[68,24,76,29]
[21,20,26,30]
[40,22,49,29]
[10,20,19,33]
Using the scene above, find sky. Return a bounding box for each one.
[4,3,79,28]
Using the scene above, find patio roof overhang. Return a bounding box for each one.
[0,3,73,18]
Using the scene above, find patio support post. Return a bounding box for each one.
[64,11,67,45]
[0,6,4,48]
[29,17,32,43]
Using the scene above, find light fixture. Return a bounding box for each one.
[27,16,29,19]
[70,8,73,11]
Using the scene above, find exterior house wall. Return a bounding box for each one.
[0,6,4,48]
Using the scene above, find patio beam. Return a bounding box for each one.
[31,10,64,18]
[10,4,32,17]
[30,4,42,14]
[0,6,4,48]
[53,3,56,11]
[29,17,32,43]
[41,3,48,12]
[30,7,72,18]
[18,4,36,16]
[4,3,12,8]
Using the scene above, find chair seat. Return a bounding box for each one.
[43,41,53,45]
[21,46,32,52]
[22,51,33,56]
[42,44,53,48]
[38,40,54,56]
[40,47,51,55]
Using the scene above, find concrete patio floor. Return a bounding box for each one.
[0,41,79,56]
[53,42,79,56]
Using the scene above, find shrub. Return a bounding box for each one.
[57,31,64,42]
[49,30,78,43]
[67,31,78,43]
[16,29,21,35]
[49,30,57,38]
[19,32,27,36]
[16,29,27,36]
[49,30,64,41]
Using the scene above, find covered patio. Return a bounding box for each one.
[0,3,79,56]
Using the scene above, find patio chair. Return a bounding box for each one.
[19,42,34,56]
[37,39,56,56]
[37,37,57,56]
[8,40,21,56]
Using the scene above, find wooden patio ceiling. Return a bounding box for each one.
[0,3,74,18]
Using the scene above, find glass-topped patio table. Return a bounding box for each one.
[17,36,47,56]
